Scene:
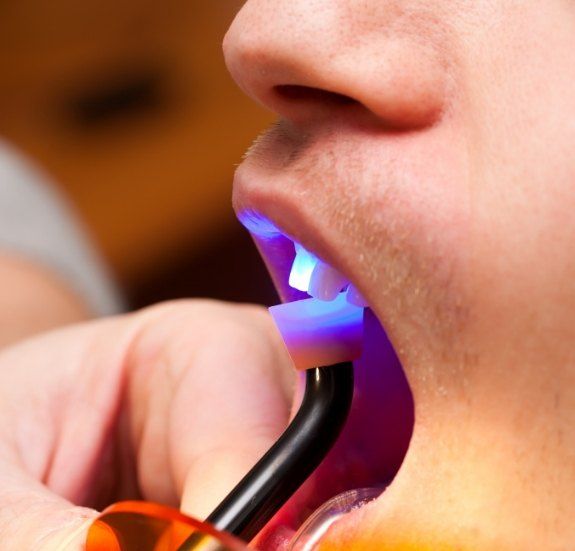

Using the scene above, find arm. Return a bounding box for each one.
[0,141,122,345]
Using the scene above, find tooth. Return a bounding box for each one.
[346,284,369,307]
[308,261,349,301]
[289,242,319,292]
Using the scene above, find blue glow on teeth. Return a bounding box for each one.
[289,242,319,293]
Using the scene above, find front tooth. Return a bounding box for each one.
[289,242,319,292]
[308,261,349,301]
[346,284,369,307]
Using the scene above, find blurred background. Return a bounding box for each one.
[0,0,279,309]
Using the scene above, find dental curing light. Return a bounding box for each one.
[180,282,364,548]
[179,242,364,549]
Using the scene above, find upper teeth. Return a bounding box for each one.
[346,283,369,308]
[289,242,369,307]
[288,243,319,292]
[308,261,348,301]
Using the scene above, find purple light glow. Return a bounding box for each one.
[269,293,365,370]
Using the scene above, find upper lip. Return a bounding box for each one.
[233,160,362,306]
[235,210,357,308]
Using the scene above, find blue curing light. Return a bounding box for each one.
[269,293,364,370]
[289,242,319,293]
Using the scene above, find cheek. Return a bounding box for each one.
[462,78,575,349]
[456,0,575,312]
[337,124,474,346]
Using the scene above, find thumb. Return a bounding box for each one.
[170,315,296,520]
[179,377,306,522]
[180,437,278,521]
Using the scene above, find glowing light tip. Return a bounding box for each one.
[269,293,365,370]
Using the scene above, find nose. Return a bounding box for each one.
[224,0,449,130]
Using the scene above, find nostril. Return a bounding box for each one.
[274,84,358,108]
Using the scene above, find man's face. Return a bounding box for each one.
[224,1,575,548]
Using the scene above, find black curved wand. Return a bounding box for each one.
[178,361,354,549]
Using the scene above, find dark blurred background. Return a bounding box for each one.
[0,0,279,309]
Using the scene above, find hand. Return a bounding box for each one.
[0,300,295,549]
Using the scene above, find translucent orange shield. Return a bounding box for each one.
[86,501,249,551]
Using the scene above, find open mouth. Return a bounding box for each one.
[239,212,415,550]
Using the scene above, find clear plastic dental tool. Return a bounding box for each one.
[288,487,382,551]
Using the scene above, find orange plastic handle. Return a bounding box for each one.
[86,501,249,551]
